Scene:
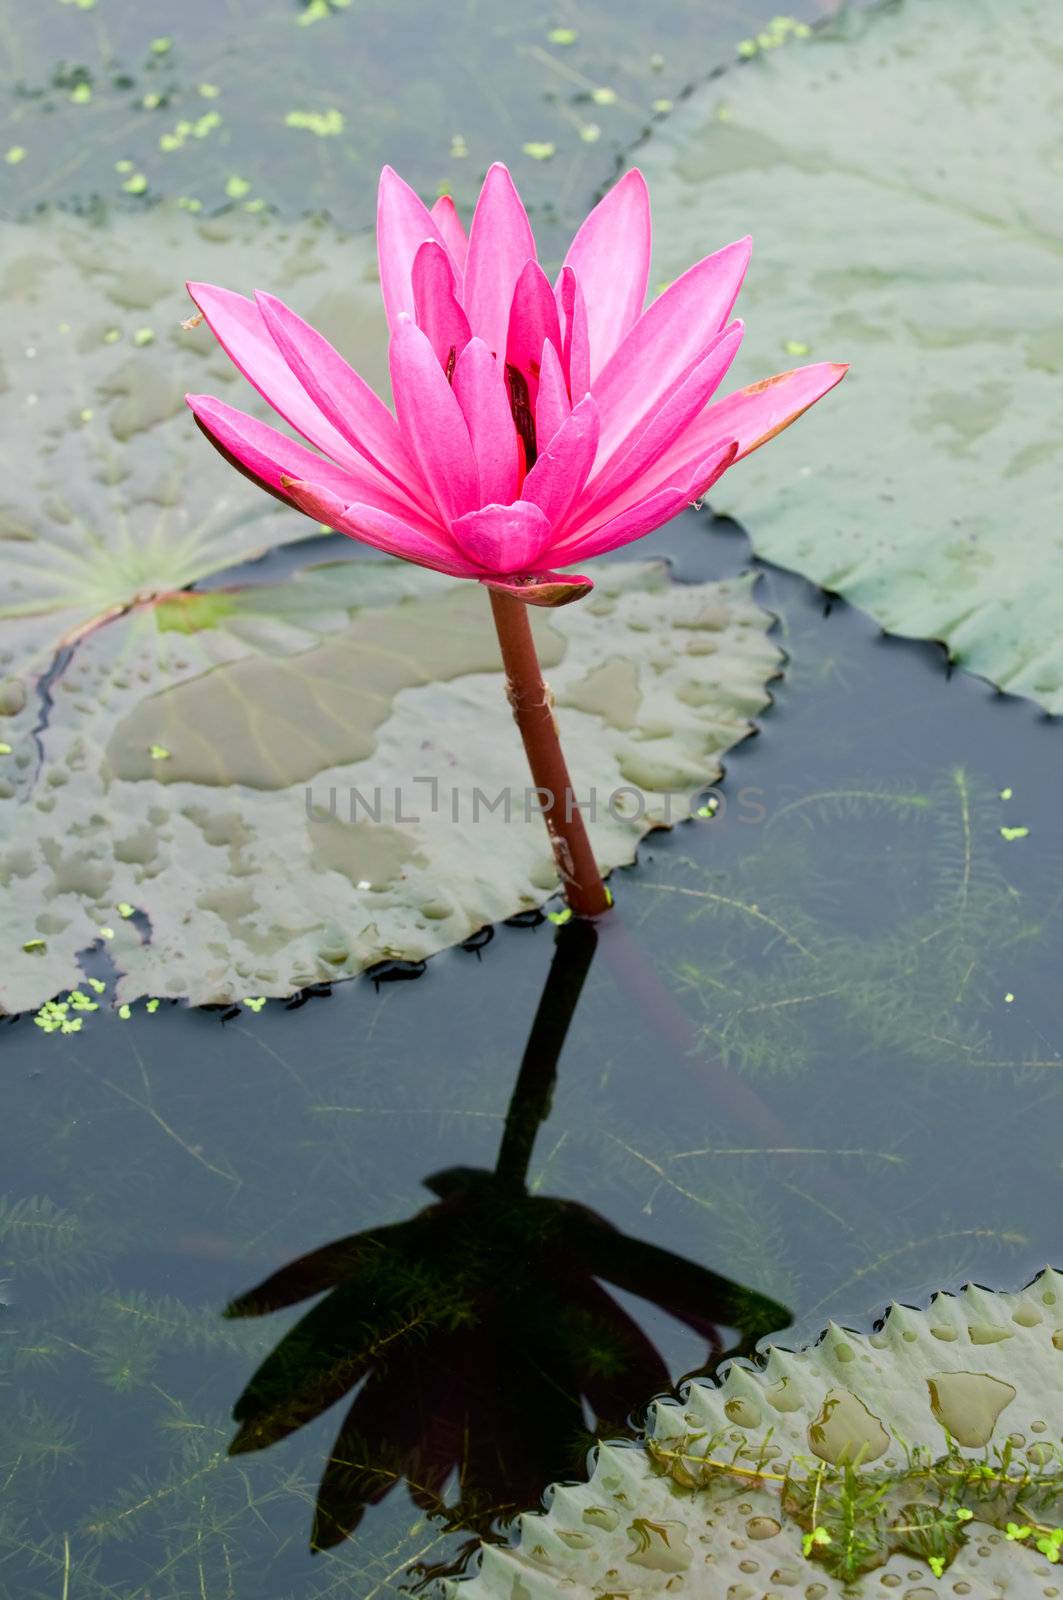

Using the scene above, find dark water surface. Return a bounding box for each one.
[3,510,1061,1596]
[2,0,1061,1596]
[1,0,840,225]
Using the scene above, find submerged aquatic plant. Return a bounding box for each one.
[186,163,845,911]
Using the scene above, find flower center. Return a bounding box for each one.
[505,363,537,473]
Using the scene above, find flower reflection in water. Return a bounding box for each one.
[224,921,790,1566]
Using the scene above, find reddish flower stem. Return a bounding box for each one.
[488,589,611,918]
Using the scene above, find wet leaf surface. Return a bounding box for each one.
[639,0,1063,709]
[1,547,779,1011]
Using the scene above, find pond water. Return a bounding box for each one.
[2,1,1060,1597]
[4,505,1061,1594]
[3,0,843,226]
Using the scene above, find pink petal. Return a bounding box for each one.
[593,361,849,527]
[554,440,738,563]
[698,361,850,461]
[576,322,744,527]
[556,266,590,400]
[450,501,553,573]
[430,195,468,276]
[188,282,385,479]
[411,240,472,371]
[590,237,752,463]
[535,339,572,454]
[463,163,537,360]
[376,165,446,329]
[521,396,600,532]
[281,478,479,576]
[451,337,520,507]
[505,259,562,405]
[688,440,741,497]
[389,318,480,523]
[252,290,425,502]
[186,393,442,532]
[560,168,650,380]
[480,571,593,608]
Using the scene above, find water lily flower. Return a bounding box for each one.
[186,163,845,915]
[187,163,844,608]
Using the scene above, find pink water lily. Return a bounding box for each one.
[186,163,845,918]
[186,162,844,608]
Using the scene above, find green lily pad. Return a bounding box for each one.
[446,1270,1063,1597]
[2,550,777,1012]
[0,205,389,683]
[639,0,1063,711]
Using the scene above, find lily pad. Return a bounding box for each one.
[638,0,1063,711]
[1,205,387,679]
[2,546,778,1013]
[445,1270,1063,1596]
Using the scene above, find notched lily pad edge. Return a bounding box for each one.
[5,751,764,1027]
[445,1265,1063,1596]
